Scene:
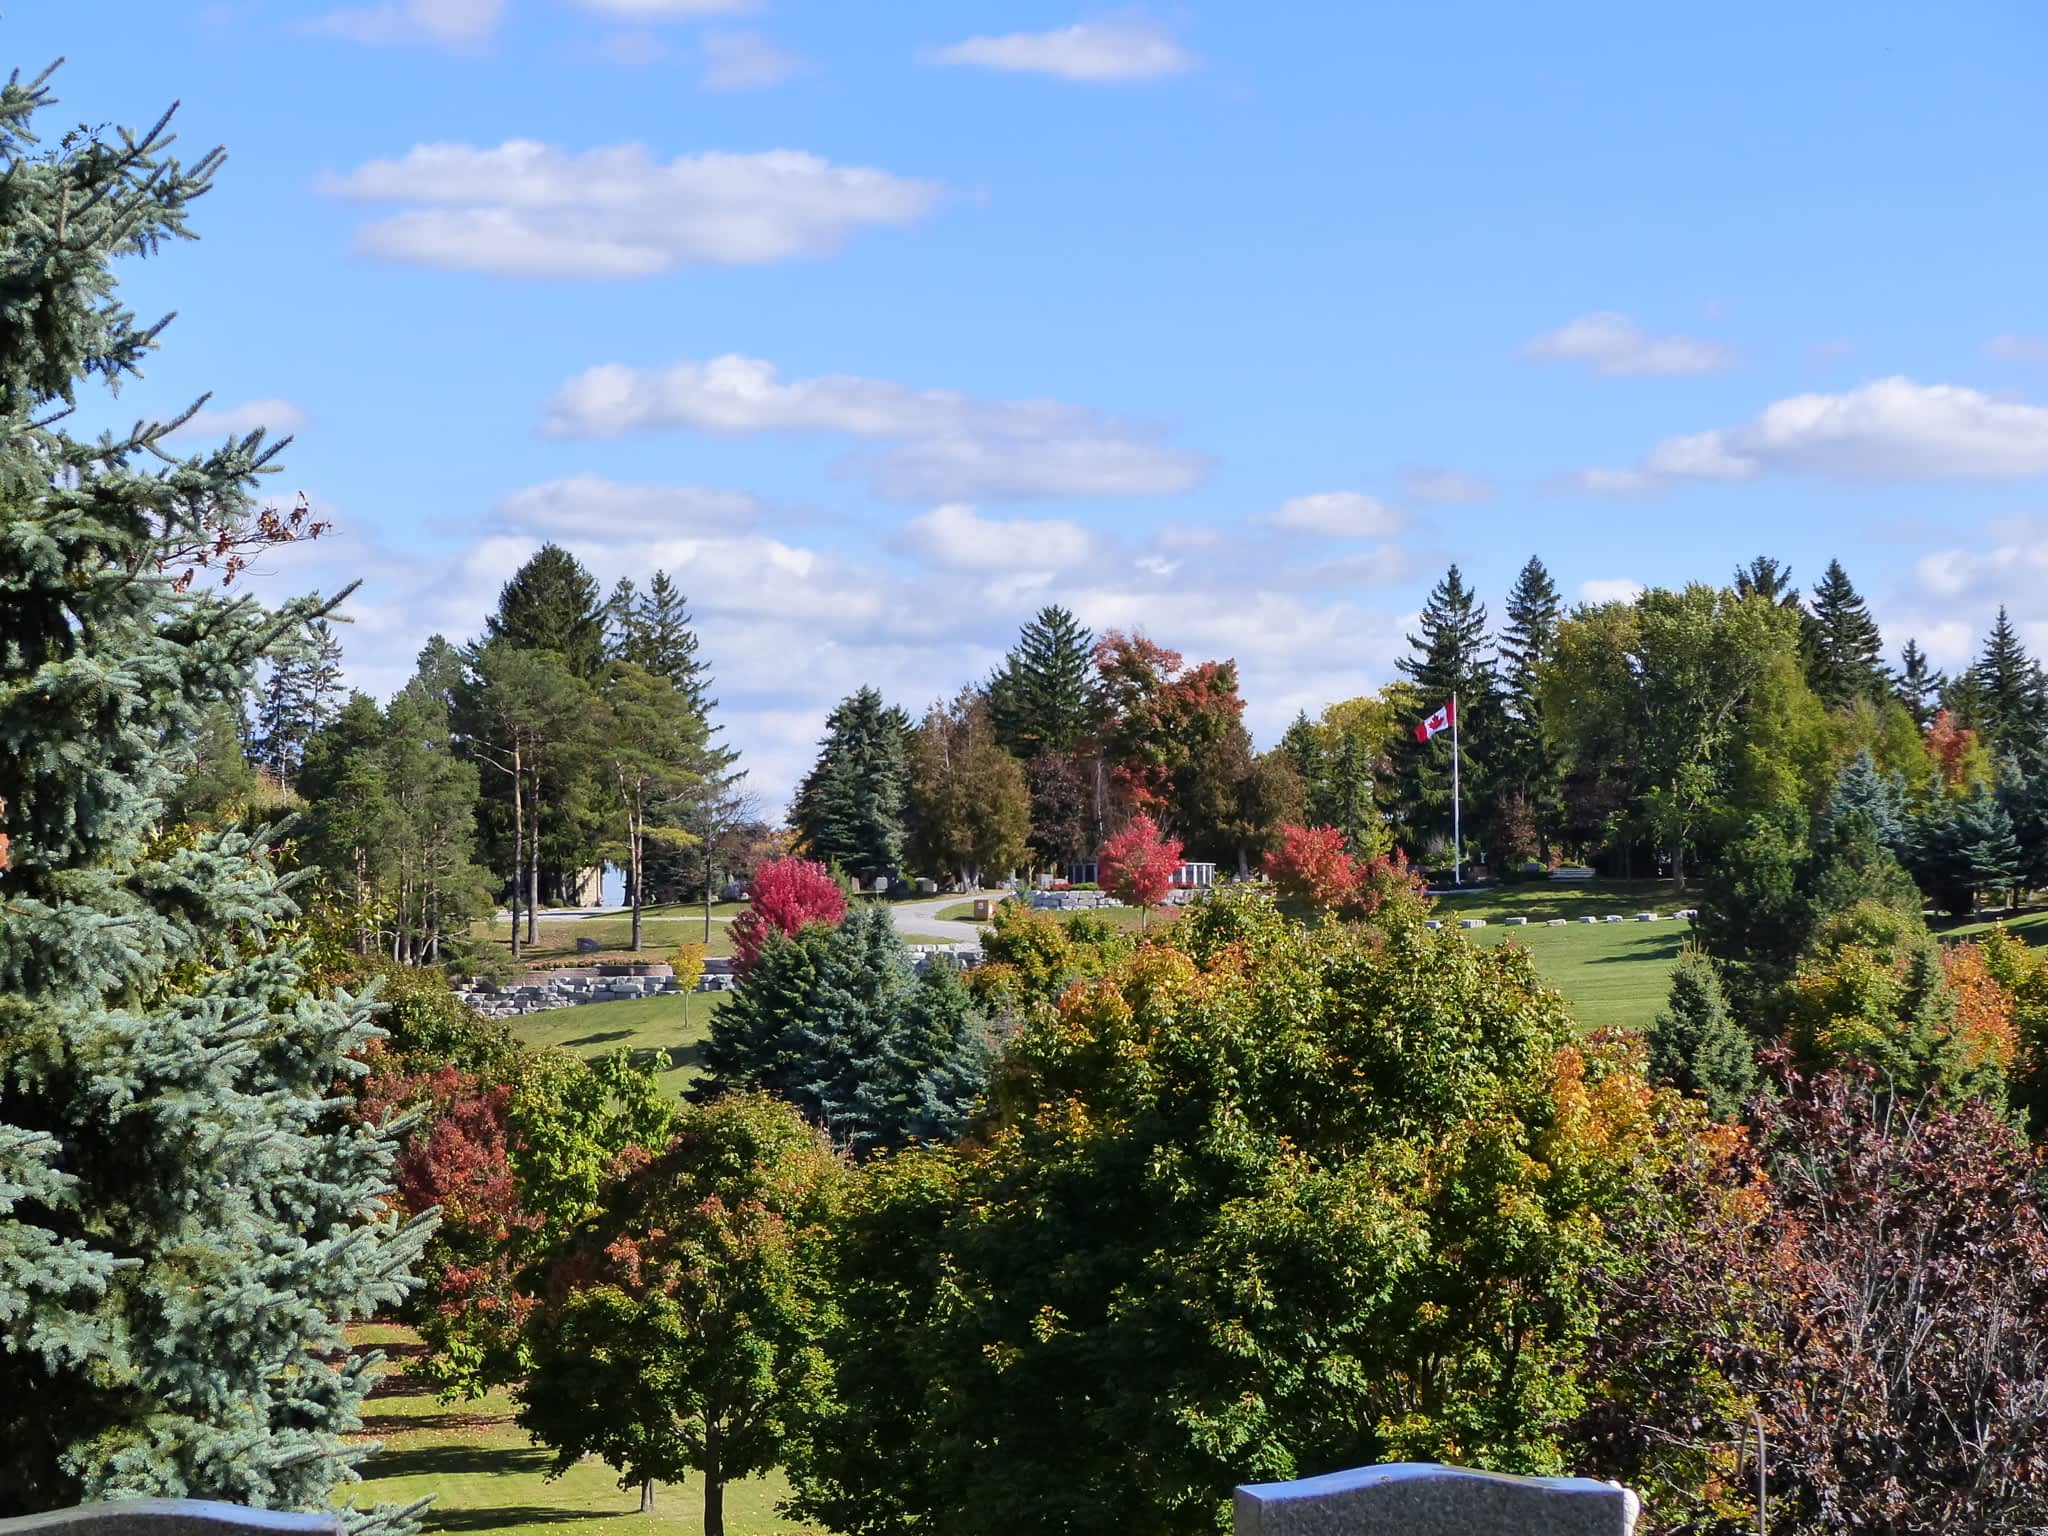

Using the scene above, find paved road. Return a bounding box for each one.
[883,891,998,945]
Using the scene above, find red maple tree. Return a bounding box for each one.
[1262,823,1360,912]
[1099,813,1183,929]
[729,856,848,974]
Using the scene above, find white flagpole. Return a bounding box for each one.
[1451,693,1462,886]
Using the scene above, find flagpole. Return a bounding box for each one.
[1451,692,1462,886]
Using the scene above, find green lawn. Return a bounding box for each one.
[935,898,1175,934]
[349,1323,812,1536]
[475,910,956,967]
[507,992,724,1099]
[1466,919,1685,1031]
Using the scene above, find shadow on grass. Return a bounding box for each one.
[367,1442,554,1481]
[564,1029,632,1048]
[630,1041,706,1076]
[425,1508,615,1533]
[362,1409,507,1436]
[1582,939,1684,965]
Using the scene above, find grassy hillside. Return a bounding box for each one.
[507,991,722,1099]
[350,1324,810,1536]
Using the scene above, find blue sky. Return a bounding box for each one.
[24,2,2048,800]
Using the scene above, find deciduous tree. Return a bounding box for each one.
[727,856,847,974]
[1098,812,1182,928]
[519,1094,843,1534]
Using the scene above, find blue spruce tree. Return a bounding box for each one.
[0,70,427,1515]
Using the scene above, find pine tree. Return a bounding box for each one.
[987,605,1098,757]
[792,687,911,881]
[1967,608,2048,753]
[1821,749,1907,853]
[1650,949,1756,1120]
[1396,564,1496,858]
[619,570,717,720]
[0,72,425,1513]
[1733,555,1802,608]
[1497,556,1562,852]
[251,618,343,792]
[484,543,608,680]
[1958,785,2023,910]
[1806,559,1888,709]
[697,905,986,1155]
[1996,746,2048,895]
[1895,638,1945,729]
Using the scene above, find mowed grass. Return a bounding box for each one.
[474,905,954,967]
[349,1323,813,1536]
[1439,879,1688,1031]
[506,991,724,1099]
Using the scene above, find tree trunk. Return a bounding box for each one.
[527,768,541,946]
[509,750,524,958]
[1671,836,1686,896]
[630,817,644,952]
[703,1426,724,1536]
[640,1478,657,1514]
[703,857,714,944]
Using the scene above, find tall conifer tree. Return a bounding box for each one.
[1967,607,2048,753]
[484,543,607,680]
[0,72,424,1513]
[792,687,911,880]
[1396,564,1496,857]
[1805,559,1888,709]
[987,605,1098,757]
[1894,638,1945,729]
[1497,556,1562,852]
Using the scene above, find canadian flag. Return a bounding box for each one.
[1414,699,1455,743]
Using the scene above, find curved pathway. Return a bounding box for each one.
[884,891,999,945]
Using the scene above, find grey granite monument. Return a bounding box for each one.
[1234,1463,1639,1536]
[0,1503,339,1536]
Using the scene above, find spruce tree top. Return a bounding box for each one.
[484,543,606,679]
[1806,558,1888,709]
[989,604,1097,757]
[1397,563,1494,703]
[0,68,424,1514]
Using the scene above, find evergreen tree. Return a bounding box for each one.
[1967,607,2048,753]
[1649,949,1756,1120]
[1805,559,1888,709]
[1996,746,2048,894]
[1733,555,1802,608]
[987,605,1098,757]
[1958,785,2023,910]
[697,905,987,1155]
[791,687,911,881]
[251,617,343,792]
[483,543,608,680]
[1821,750,1907,854]
[1894,638,1945,729]
[1395,564,1497,859]
[0,73,425,1512]
[1496,555,1563,852]
[618,570,718,722]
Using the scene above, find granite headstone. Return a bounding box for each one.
[1234,1463,1638,1536]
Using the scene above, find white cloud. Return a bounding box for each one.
[1579,577,1645,605]
[311,0,502,45]
[1399,465,1493,505]
[572,0,756,14]
[323,141,938,279]
[1557,467,1658,496]
[1648,377,2048,482]
[894,503,1095,573]
[170,397,311,439]
[1641,429,1757,481]
[542,355,1209,501]
[1260,491,1406,538]
[492,474,761,537]
[1986,333,2048,365]
[1522,311,1735,377]
[701,30,809,89]
[925,13,1198,82]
